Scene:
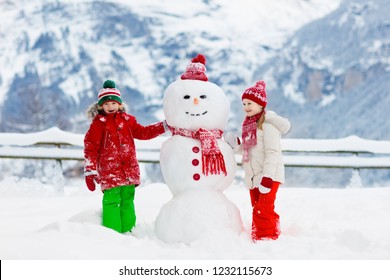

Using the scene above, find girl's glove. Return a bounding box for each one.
[162,120,171,134]
[259,176,273,194]
[224,132,241,149]
[85,170,98,192]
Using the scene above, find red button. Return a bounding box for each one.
[192,159,199,166]
[192,146,200,153]
[193,173,200,181]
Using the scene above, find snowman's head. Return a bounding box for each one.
[163,54,230,131]
[163,79,229,130]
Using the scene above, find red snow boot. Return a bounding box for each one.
[250,182,281,241]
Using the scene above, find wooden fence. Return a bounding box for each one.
[1,127,390,189]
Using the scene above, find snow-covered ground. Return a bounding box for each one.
[1,129,390,278]
[1,177,390,280]
[1,177,389,260]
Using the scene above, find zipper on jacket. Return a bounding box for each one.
[103,130,109,149]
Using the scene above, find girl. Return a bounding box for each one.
[232,80,290,241]
[84,80,168,233]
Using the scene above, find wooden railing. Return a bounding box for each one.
[1,127,390,167]
[1,127,390,189]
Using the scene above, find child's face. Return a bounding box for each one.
[242,98,263,117]
[102,101,120,114]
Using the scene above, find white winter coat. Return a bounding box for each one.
[238,111,291,189]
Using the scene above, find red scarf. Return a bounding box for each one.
[168,126,227,176]
[242,111,264,162]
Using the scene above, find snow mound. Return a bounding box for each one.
[155,189,243,244]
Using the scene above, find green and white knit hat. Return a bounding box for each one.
[97,80,122,106]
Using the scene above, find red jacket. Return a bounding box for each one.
[84,111,165,191]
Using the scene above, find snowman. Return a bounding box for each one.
[155,54,243,244]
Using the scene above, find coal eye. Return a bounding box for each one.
[183,95,190,99]
[200,95,207,99]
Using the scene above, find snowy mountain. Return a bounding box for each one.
[1,0,389,140]
[252,0,390,140]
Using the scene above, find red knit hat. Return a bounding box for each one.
[242,80,267,107]
[180,54,208,81]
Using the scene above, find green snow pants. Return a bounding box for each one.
[102,185,136,233]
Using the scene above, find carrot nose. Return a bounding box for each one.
[193,98,199,105]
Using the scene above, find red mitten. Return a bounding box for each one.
[259,177,273,194]
[85,171,98,192]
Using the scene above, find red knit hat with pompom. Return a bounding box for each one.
[242,80,267,108]
[180,54,208,81]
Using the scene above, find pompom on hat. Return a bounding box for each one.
[180,54,208,81]
[97,80,122,106]
[242,80,267,108]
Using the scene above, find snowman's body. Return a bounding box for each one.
[155,78,243,244]
[160,136,236,195]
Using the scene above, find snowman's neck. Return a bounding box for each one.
[168,125,227,176]
[168,125,223,139]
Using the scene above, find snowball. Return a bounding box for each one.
[155,188,243,244]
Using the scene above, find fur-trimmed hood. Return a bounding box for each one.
[86,101,129,121]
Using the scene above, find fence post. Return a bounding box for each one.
[51,144,65,193]
[50,159,65,193]
[347,152,363,188]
